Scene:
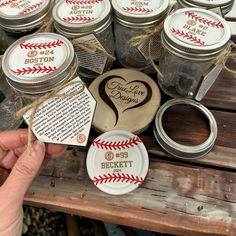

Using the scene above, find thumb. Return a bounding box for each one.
[3,140,46,201]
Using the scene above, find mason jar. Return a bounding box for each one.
[0,55,23,131]
[0,0,51,52]
[111,0,169,71]
[177,0,234,16]
[52,0,115,79]
[158,8,231,100]
[2,32,78,96]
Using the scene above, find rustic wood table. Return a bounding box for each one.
[23,57,236,236]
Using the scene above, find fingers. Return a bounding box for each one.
[45,144,67,159]
[0,129,36,159]
[2,140,46,201]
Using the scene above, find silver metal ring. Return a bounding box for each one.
[154,98,218,159]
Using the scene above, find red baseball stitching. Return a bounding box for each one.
[92,173,144,185]
[122,7,153,14]
[18,2,43,15]
[0,0,17,8]
[185,11,224,28]
[62,16,95,22]
[92,137,142,150]
[14,66,57,75]
[171,28,205,45]
[66,0,102,4]
[19,40,63,50]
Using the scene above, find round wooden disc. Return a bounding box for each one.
[89,69,161,134]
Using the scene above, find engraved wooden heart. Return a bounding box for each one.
[99,75,152,126]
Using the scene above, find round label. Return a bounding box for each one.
[114,0,165,15]
[7,35,68,79]
[0,0,46,16]
[190,0,232,6]
[165,8,230,48]
[86,130,149,195]
[57,0,105,24]
[89,69,161,134]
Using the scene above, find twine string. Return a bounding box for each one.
[36,0,56,33]
[213,41,236,77]
[16,64,85,153]
[72,38,116,61]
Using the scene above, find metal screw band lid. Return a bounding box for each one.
[162,8,231,60]
[154,98,218,159]
[2,32,76,94]
[53,0,112,36]
[111,0,169,26]
[0,0,50,32]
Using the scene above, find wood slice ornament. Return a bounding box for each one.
[89,69,161,134]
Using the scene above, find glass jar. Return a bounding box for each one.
[111,0,169,71]
[52,0,115,80]
[158,8,231,99]
[0,0,51,52]
[177,0,234,16]
[2,32,78,95]
[0,55,23,131]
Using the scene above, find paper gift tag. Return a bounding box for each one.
[23,77,96,146]
[86,130,149,195]
[74,33,110,74]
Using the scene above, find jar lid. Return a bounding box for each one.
[186,0,233,7]
[86,130,149,195]
[162,8,231,59]
[0,0,50,32]
[154,98,218,159]
[53,0,111,36]
[2,32,76,94]
[89,69,161,134]
[111,0,169,25]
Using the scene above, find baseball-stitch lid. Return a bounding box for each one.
[2,32,77,94]
[162,8,231,59]
[53,0,112,36]
[111,0,169,25]
[187,0,233,7]
[0,0,50,32]
[86,130,149,195]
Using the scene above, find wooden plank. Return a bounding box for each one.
[24,151,236,236]
[202,59,236,110]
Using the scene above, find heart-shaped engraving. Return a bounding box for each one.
[99,75,152,126]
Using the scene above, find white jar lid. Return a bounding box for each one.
[187,0,233,7]
[53,0,111,36]
[162,8,231,59]
[2,32,76,94]
[0,0,50,32]
[111,0,169,24]
[86,130,149,195]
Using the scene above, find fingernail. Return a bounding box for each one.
[32,140,45,156]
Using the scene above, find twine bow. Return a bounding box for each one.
[72,38,116,61]
[16,64,85,153]
[213,41,236,77]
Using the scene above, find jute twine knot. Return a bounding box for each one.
[15,64,85,154]
[72,38,116,61]
[213,41,236,77]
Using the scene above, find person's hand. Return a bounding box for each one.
[0,129,67,236]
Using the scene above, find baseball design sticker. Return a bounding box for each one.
[56,0,104,23]
[116,0,166,15]
[166,8,228,47]
[86,130,149,195]
[0,0,46,16]
[7,35,67,79]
